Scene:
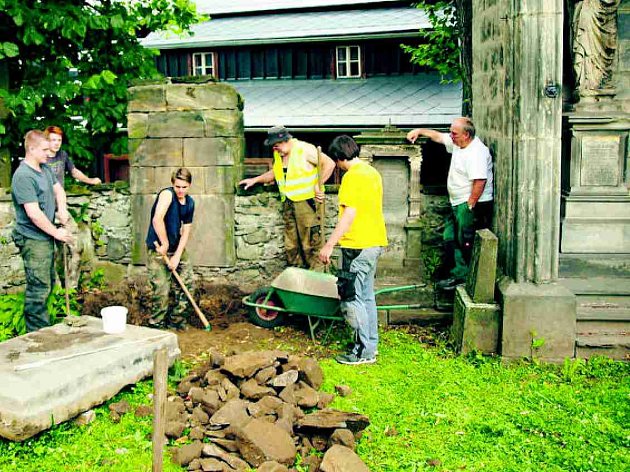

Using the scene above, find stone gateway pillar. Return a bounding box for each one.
[473,0,576,360]
[127,79,244,267]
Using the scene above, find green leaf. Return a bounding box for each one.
[101,70,118,85]
[1,42,19,58]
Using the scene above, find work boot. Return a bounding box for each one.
[435,276,465,291]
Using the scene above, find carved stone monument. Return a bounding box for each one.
[354,125,424,273]
[562,0,630,254]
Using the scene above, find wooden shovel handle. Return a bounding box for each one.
[153,242,210,329]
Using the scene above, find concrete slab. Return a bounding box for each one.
[0,316,180,441]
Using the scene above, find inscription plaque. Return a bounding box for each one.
[580,136,620,187]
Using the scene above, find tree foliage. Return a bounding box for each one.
[0,0,199,169]
[402,0,472,115]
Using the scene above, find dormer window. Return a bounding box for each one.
[192,52,216,76]
[336,45,361,78]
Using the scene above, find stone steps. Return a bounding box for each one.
[558,275,630,361]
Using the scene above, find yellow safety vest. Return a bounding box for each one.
[272,139,318,202]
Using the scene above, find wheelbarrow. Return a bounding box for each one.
[242,267,426,341]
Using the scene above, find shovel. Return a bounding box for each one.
[154,242,211,331]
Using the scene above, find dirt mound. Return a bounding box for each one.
[80,281,249,329]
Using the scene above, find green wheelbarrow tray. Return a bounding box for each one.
[243,267,427,342]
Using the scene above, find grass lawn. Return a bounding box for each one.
[0,329,628,471]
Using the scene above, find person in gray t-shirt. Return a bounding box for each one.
[11,130,73,332]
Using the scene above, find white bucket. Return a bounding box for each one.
[101,306,128,334]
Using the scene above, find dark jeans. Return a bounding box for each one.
[14,233,55,332]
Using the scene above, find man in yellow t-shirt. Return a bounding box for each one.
[319,135,388,365]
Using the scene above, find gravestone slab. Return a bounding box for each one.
[0,316,179,441]
[465,229,498,303]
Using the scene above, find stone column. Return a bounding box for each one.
[128,79,244,267]
[473,0,576,360]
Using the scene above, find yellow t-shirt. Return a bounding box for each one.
[338,161,388,249]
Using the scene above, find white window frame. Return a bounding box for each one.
[192,52,216,77]
[336,45,361,78]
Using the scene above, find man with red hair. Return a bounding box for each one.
[44,125,101,289]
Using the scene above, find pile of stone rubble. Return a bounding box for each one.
[165,350,370,471]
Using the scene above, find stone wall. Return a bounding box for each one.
[0,184,447,294]
[0,186,342,293]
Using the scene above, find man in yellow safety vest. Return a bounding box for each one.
[239,125,336,270]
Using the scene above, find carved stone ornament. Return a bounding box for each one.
[571,0,620,96]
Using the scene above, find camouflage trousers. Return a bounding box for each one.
[282,198,324,270]
[13,233,55,332]
[146,250,194,329]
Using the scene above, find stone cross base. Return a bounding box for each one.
[451,286,501,354]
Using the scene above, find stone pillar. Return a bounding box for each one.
[354,126,424,273]
[473,0,576,360]
[128,79,244,267]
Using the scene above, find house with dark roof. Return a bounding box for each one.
[142,0,462,180]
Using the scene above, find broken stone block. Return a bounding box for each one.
[329,428,356,451]
[134,405,153,418]
[258,461,290,472]
[109,400,131,415]
[240,378,275,400]
[74,410,96,426]
[270,369,299,388]
[334,385,352,397]
[171,440,204,467]
[202,443,250,471]
[317,392,335,409]
[235,418,297,467]
[298,358,323,390]
[198,457,224,471]
[189,426,205,441]
[297,409,370,434]
[320,444,369,471]
[165,420,187,439]
[255,366,278,384]
[209,399,251,428]
[221,351,277,378]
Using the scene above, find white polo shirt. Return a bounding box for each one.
[442,133,494,206]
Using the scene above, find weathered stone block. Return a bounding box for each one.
[166,83,241,111]
[498,278,577,362]
[0,317,179,441]
[131,194,154,264]
[130,138,183,167]
[127,113,149,139]
[202,109,244,137]
[127,85,166,112]
[466,229,498,303]
[186,194,235,267]
[147,111,205,138]
[451,285,501,355]
[129,166,156,195]
[200,166,236,195]
[183,137,244,166]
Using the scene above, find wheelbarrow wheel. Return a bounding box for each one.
[247,287,286,329]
